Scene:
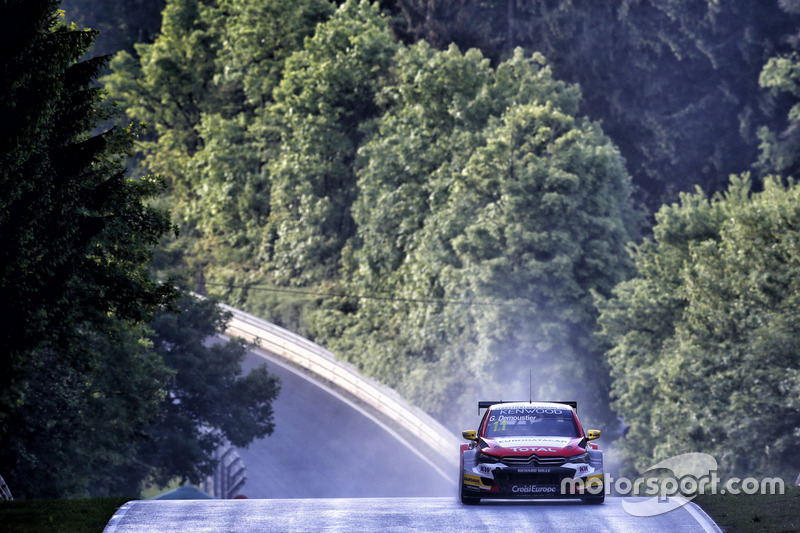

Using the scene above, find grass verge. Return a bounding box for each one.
[694,483,800,532]
[0,497,129,533]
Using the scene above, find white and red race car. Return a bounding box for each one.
[459,401,604,504]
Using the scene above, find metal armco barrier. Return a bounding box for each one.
[220,303,460,469]
[0,474,12,500]
[203,445,246,499]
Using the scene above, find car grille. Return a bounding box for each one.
[501,454,567,467]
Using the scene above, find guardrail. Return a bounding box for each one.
[220,303,461,470]
[202,444,246,499]
[0,474,12,500]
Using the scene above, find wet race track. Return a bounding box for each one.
[104,496,720,532]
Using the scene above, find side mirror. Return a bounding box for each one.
[586,429,601,441]
[462,430,477,441]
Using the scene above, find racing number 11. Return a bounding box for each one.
[493,420,507,432]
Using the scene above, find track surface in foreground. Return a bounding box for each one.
[104,496,719,532]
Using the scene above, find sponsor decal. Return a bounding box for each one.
[560,463,595,478]
[518,468,552,473]
[463,473,491,488]
[512,485,558,494]
[495,408,565,415]
[474,462,505,479]
[494,437,571,449]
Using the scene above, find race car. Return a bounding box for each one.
[459,400,604,504]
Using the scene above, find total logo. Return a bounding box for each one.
[510,447,557,453]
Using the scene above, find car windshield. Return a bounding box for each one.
[484,407,579,438]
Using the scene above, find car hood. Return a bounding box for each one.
[481,436,585,457]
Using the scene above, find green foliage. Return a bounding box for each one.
[95,0,800,480]
[758,47,800,178]
[599,175,800,478]
[0,0,177,493]
[103,0,336,293]
[393,0,799,211]
[215,0,334,109]
[136,293,281,489]
[0,0,176,412]
[311,45,637,428]
[2,322,172,498]
[0,1,279,498]
[1,292,281,498]
[60,0,166,56]
[103,0,221,198]
[266,0,398,284]
[104,0,638,434]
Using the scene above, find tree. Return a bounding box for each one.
[1,291,281,498]
[757,0,800,180]
[60,0,167,56]
[0,0,176,419]
[265,0,398,284]
[178,0,335,292]
[214,0,334,111]
[103,0,336,295]
[3,322,173,498]
[0,0,180,497]
[599,0,793,208]
[391,0,490,51]
[595,186,723,476]
[134,293,281,491]
[758,51,800,178]
[598,175,800,479]
[0,1,280,498]
[313,45,637,429]
[102,0,222,198]
[390,1,799,212]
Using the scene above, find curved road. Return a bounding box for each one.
[233,347,454,498]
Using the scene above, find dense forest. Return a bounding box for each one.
[0,0,280,498]
[4,0,800,495]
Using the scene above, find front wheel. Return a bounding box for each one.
[458,455,481,504]
[459,474,481,505]
[460,490,481,505]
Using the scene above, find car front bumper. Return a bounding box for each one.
[462,463,604,499]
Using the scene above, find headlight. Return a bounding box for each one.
[478,451,501,463]
[566,452,588,464]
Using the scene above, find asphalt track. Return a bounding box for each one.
[232,348,455,498]
[105,343,721,531]
[103,496,721,532]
